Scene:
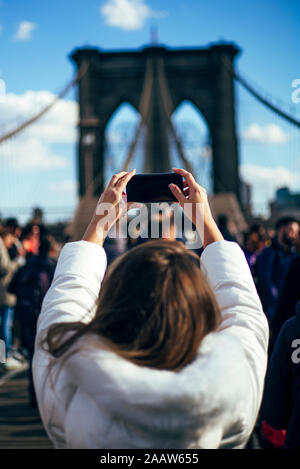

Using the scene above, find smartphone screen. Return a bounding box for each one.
[126,172,184,203]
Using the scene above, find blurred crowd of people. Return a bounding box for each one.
[104,211,300,448]
[220,215,300,448]
[0,209,299,447]
[0,215,60,405]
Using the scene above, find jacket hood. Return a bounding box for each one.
[57,330,251,448]
[33,240,268,449]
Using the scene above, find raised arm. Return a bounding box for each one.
[169,167,223,249]
[170,168,269,411]
[35,170,137,344]
[170,167,268,347]
[201,240,269,355]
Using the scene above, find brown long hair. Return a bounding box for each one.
[45,240,221,371]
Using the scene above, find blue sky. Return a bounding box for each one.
[0,0,299,222]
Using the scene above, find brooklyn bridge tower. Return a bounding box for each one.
[69,43,241,238]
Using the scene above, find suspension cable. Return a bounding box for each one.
[122,56,153,171]
[235,72,300,128]
[156,56,194,174]
[0,61,89,145]
[219,56,300,129]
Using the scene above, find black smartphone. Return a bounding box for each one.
[126,172,184,203]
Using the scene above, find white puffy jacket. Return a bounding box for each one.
[32,240,269,449]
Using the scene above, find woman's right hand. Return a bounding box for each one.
[169,168,224,249]
[83,170,137,246]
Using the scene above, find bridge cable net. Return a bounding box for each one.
[0,62,89,145]
[156,56,194,174]
[121,56,154,172]
[0,63,89,222]
[119,53,193,174]
[223,58,300,215]
[234,72,300,128]
[222,57,300,128]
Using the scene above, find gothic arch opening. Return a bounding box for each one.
[171,100,212,193]
[104,102,140,184]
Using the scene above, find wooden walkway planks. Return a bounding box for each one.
[0,367,53,449]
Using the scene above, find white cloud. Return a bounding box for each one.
[241,163,300,214]
[100,0,168,31]
[0,136,68,171]
[48,180,77,194]
[241,164,297,188]
[14,21,36,41]
[242,123,289,144]
[0,90,78,171]
[107,129,125,144]
[0,90,78,143]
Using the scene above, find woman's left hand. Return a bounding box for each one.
[83,169,137,246]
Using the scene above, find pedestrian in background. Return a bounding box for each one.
[256,217,299,321]
[0,230,19,364]
[10,237,56,406]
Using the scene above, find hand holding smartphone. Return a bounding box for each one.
[126,172,184,203]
